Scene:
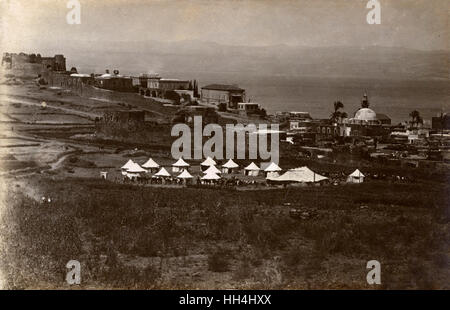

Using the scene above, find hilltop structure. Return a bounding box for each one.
[2,52,66,72]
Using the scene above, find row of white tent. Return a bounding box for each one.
[267,167,365,183]
[120,156,365,183]
[121,156,280,175]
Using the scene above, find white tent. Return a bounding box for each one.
[200,156,216,171]
[264,162,282,178]
[177,169,193,184]
[204,165,222,175]
[222,159,239,174]
[142,158,160,172]
[177,169,193,179]
[244,162,260,176]
[172,157,190,173]
[121,159,135,175]
[126,162,147,179]
[153,167,171,178]
[347,169,365,183]
[268,166,328,183]
[201,171,221,183]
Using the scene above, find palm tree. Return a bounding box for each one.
[330,101,346,123]
[409,110,421,127]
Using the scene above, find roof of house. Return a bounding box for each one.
[160,78,189,83]
[201,84,244,92]
[238,102,260,105]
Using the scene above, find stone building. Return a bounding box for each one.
[94,71,134,92]
[2,52,66,71]
[138,74,190,98]
[432,113,450,130]
[200,84,246,109]
[41,54,66,71]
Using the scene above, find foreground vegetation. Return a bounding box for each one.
[1,176,448,289]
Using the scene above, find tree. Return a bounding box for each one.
[218,102,227,112]
[330,101,346,123]
[409,110,422,127]
[193,80,199,98]
[259,108,267,118]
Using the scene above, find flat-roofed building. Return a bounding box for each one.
[94,71,134,92]
[138,74,190,98]
[201,84,246,109]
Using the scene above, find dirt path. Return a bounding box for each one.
[0,95,100,119]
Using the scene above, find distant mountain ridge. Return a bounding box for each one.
[27,40,449,80]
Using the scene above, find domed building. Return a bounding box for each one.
[354,108,378,122]
[346,93,391,125]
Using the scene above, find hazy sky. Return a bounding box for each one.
[1,0,448,52]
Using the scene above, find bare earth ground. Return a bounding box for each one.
[0,80,448,289]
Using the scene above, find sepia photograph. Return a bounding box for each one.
[0,0,448,293]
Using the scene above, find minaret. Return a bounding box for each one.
[361,92,370,108]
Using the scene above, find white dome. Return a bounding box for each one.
[354,108,377,121]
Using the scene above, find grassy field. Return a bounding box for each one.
[0,80,448,289]
[0,176,448,289]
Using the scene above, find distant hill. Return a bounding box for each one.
[25,40,450,80]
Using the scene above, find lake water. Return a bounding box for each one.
[160,71,450,124]
[75,62,449,124]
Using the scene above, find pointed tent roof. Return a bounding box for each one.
[201,171,221,180]
[201,156,216,166]
[349,169,365,178]
[154,167,171,177]
[121,159,135,170]
[204,165,222,174]
[127,162,147,173]
[222,159,239,169]
[264,162,282,172]
[142,157,160,169]
[268,166,327,183]
[244,162,260,171]
[177,169,193,179]
[172,157,190,167]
